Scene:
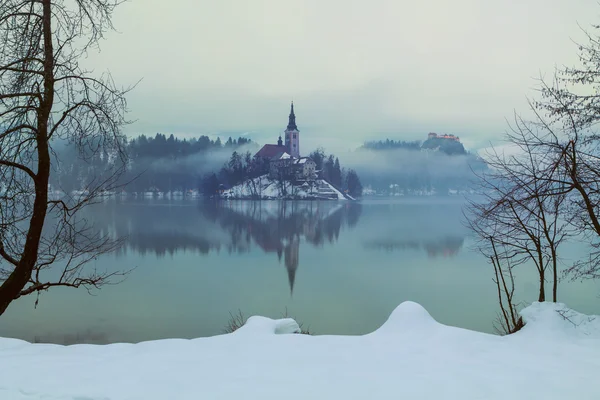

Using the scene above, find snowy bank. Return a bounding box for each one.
[222,175,352,200]
[0,301,599,400]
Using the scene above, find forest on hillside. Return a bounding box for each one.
[350,137,486,194]
[51,133,256,194]
[51,134,363,197]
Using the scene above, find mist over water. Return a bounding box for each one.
[339,146,485,194]
[0,198,598,345]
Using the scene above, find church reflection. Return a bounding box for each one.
[89,200,362,295]
[202,201,362,294]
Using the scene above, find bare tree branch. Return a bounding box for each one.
[0,0,132,315]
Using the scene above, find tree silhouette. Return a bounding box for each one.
[0,0,132,315]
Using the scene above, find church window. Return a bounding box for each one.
[293,134,297,139]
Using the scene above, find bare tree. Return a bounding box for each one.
[0,0,132,315]
[465,16,600,316]
[531,21,600,279]
[467,114,573,303]
[486,238,523,335]
[243,153,263,199]
[274,167,291,198]
[537,24,600,131]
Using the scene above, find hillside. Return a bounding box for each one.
[354,136,486,195]
[421,137,466,155]
[222,175,353,200]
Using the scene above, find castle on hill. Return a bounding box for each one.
[427,132,460,142]
[254,102,317,181]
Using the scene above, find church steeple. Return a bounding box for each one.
[284,101,300,158]
[287,101,298,131]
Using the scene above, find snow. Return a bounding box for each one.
[0,301,599,400]
[222,175,350,200]
[519,301,600,339]
[236,316,301,335]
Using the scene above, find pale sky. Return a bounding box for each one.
[85,0,599,153]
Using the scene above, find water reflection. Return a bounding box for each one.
[87,202,223,257]
[4,198,599,345]
[364,236,465,257]
[357,201,469,258]
[91,200,362,294]
[202,201,362,293]
[90,200,468,285]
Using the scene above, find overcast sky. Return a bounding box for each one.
[85,0,598,152]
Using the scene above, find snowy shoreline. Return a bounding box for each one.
[222,175,355,201]
[0,301,598,399]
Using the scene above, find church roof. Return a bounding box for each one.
[255,144,287,160]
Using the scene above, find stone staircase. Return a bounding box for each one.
[316,180,340,199]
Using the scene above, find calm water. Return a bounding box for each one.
[1,198,599,344]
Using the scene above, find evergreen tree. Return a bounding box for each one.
[201,173,220,198]
[309,148,326,170]
[228,151,243,184]
[332,158,342,188]
[323,155,335,182]
[361,139,421,151]
[346,169,363,197]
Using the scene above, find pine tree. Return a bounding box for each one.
[346,170,363,197]
[333,158,342,188]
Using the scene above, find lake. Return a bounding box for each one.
[1,197,599,344]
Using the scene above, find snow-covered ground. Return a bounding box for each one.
[223,175,349,200]
[0,301,599,399]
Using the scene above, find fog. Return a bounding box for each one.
[79,0,599,152]
[339,147,484,191]
[139,143,259,175]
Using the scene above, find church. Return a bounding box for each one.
[254,102,317,181]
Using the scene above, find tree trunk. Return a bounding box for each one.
[552,250,558,302]
[0,0,53,316]
[538,269,545,302]
[536,245,546,302]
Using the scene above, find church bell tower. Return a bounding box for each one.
[284,102,300,158]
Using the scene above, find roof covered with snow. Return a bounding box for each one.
[293,157,314,165]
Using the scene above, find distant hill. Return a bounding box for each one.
[361,139,421,151]
[349,134,486,195]
[421,137,466,155]
[361,134,466,155]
